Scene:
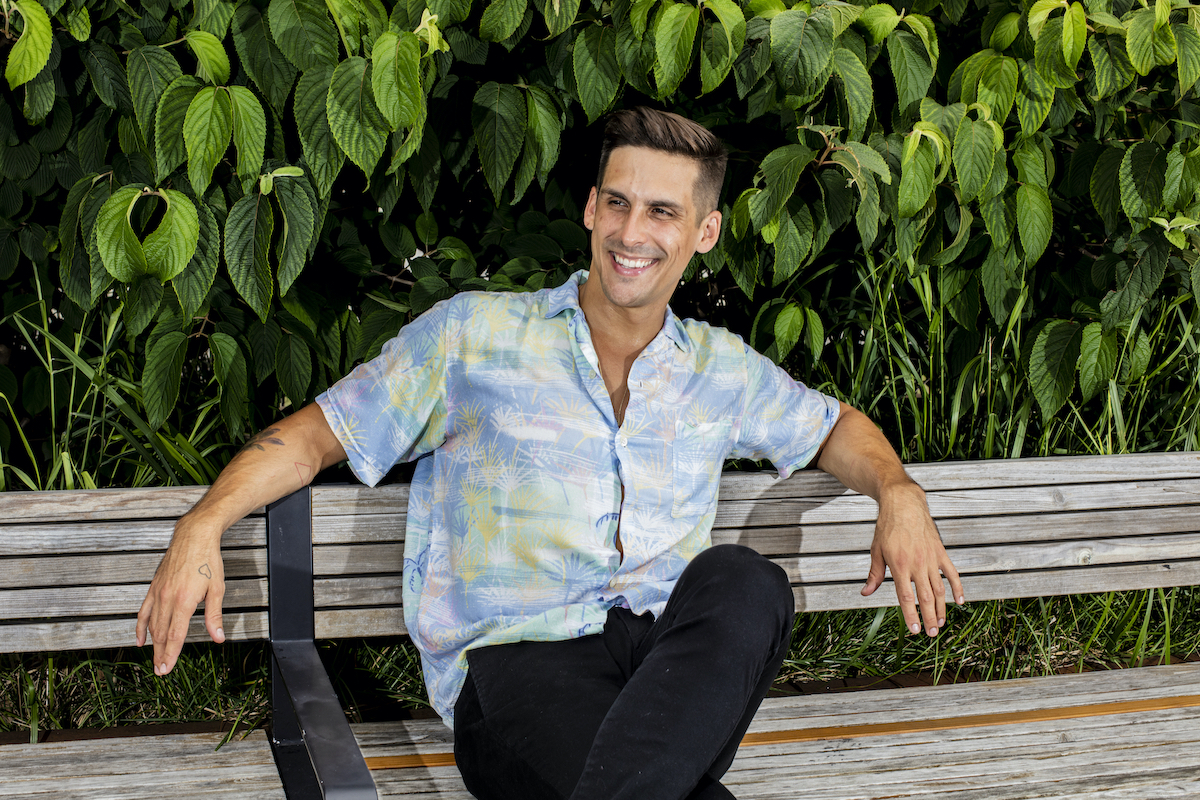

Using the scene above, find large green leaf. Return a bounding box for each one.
[1016,183,1052,265]
[831,48,871,139]
[1126,8,1175,76]
[655,3,700,98]
[225,192,275,321]
[172,201,220,319]
[773,301,804,361]
[858,3,900,45]
[1100,234,1167,329]
[981,243,1019,325]
[953,117,996,203]
[575,25,622,122]
[126,46,182,144]
[210,331,249,438]
[771,9,835,91]
[273,176,316,295]
[276,333,313,406]
[1033,18,1077,88]
[327,56,390,179]
[700,17,739,95]
[749,144,815,231]
[295,66,345,198]
[1016,59,1054,134]
[1029,318,1082,420]
[231,3,298,113]
[526,85,563,180]
[1174,23,1200,94]
[1077,322,1117,402]
[183,86,233,196]
[372,31,422,131]
[142,189,200,282]
[887,30,933,112]
[472,81,526,202]
[899,135,936,218]
[1090,145,1125,231]
[154,75,205,181]
[5,0,52,90]
[481,0,527,42]
[186,31,231,85]
[143,330,189,430]
[96,186,149,282]
[85,41,133,112]
[537,0,580,38]
[1062,2,1087,71]
[978,56,1017,124]
[229,86,267,191]
[269,0,339,72]
[1119,141,1167,220]
[1088,34,1136,99]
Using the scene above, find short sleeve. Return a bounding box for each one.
[731,344,840,478]
[316,300,451,486]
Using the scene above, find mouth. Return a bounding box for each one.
[610,251,658,276]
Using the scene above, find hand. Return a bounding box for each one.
[860,482,964,637]
[136,519,226,675]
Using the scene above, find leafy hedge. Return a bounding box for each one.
[2,0,1199,489]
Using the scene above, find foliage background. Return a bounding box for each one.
[2,0,1200,733]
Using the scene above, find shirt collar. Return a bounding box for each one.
[545,270,691,354]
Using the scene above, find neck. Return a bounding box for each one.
[577,273,665,357]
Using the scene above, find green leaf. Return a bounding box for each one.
[1028,0,1063,42]
[124,276,164,340]
[472,81,526,203]
[274,176,316,295]
[1016,183,1052,265]
[655,3,700,98]
[86,41,133,112]
[5,1,52,90]
[65,6,89,41]
[1088,34,1136,99]
[1034,18,1077,88]
[186,31,231,85]
[831,48,872,140]
[127,46,182,145]
[143,330,188,430]
[269,0,339,71]
[858,3,900,45]
[804,307,824,358]
[990,12,1021,51]
[372,31,422,131]
[1078,321,1117,402]
[143,190,200,282]
[1119,141,1167,220]
[231,3,299,114]
[193,0,237,38]
[537,0,581,38]
[1029,318,1082,420]
[953,118,996,203]
[1174,23,1200,92]
[154,75,204,182]
[210,331,249,438]
[749,144,815,231]
[1091,145,1124,231]
[276,333,312,406]
[1013,138,1047,188]
[899,135,936,218]
[887,30,933,112]
[410,274,454,313]
[771,9,835,91]
[1163,142,1189,210]
[575,25,622,122]
[327,56,390,179]
[773,301,804,361]
[978,55,1018,124]
[1126,8,1175,76]
[981,243,1019,325]
[96,186,149,282]
[295,66,346,198]
[1155,0,1171,30]
[481,0,527,42]
[1016,59,1054,134]
[526,86,563,180]
[183,87,233,196]
[1062,2,1087,71]
[229,86,267,191]
[225,192,275,321]
[172,201,220,319]
[1101,234,1167,328]
[704,0,743,45]
[700,16,739,95]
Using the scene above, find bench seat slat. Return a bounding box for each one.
[0,548,267,589]
[313,543,403,576]
[1,611,268,653]
[313,513,406,545]
[0,488,265,524]
[0,518,263,556]
[0,578,267,619]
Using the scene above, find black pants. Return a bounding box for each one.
[453,543,795,800]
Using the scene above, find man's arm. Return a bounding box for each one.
[136,402,347,675]
[815,401,964,637]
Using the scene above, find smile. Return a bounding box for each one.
[612,253,656,272]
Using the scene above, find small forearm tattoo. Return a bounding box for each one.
[198,563,213,579]
[241,426,285,453]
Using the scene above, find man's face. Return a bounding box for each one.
[582,146,721,315]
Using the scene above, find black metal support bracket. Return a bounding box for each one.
[267,486,378,800]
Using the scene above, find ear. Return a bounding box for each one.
[694,210,722,254]
[583,187,598,231]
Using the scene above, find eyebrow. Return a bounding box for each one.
[601,188,686,213]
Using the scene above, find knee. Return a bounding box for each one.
[690,544,793,619]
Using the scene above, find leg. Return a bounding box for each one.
[570,544,795,800]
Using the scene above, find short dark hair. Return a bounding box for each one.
[596,107,728,220]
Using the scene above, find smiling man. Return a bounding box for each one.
[138,107,962,800]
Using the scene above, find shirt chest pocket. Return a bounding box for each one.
[672,418,733,518]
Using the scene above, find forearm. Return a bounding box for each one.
[815,402,918,502]
[176,402,347,543]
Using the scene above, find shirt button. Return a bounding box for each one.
[618,435,628,447]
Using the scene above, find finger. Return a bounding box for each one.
[894,575,921,635]
[943,555,966,606]
[157,611,191,676]
[136,591,152,647]
[204,584,226,644]
[932,567,947,630]
[914,574,938,636]
[861,545,886,597]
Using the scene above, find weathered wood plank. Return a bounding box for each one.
[1,611,268,653]
[0,518,264,557]
[714,478,1200,528]
[0,487,265,523]
[311,484,410,516]
[0,578,267,619]
[312,543,404,576]
[794,560,1200,612]
[315,606,405,638]
[0,548,267,590]
[312,513,406,545]
[315,576,403,607]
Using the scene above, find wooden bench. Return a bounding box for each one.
[3,451,1200,798]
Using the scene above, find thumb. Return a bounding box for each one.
[861,548,886,597]
[204,585,226,644]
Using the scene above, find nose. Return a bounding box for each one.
[618,207,648,249]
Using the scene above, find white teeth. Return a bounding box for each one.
[613,253,653,269]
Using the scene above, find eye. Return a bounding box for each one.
[652,207,673,217]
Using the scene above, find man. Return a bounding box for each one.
[138,107,964,799]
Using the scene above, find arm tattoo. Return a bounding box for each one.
[240,426,285,453]
[198,563,213,579]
